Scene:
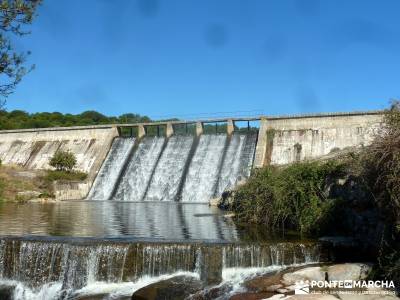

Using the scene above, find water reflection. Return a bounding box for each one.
[0,201,240,241]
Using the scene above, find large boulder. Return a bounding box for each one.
[327,263,372,281]
[244,270,283,292]
[281,267,326,285]
[188,283,232,300]
[131,275,202,300]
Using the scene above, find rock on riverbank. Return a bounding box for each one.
[139,263,398,300]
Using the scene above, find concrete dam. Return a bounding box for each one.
[0,111,383,201]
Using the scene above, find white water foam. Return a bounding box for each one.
[0,272,199,300]
[87,137,135,200]
[114,137,165,201]
[144,135,194,201]
[216,133,257,195]
[181,134,227,202]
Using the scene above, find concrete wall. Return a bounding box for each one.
[0,126,119,180]
[256,112,383,166]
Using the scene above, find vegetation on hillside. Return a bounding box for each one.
[363,102,400,287]
[0,165,51,201]
[42,170,87,183]
[231,160,348,234]
[0,150,88,201]
[0,110,152,129]
[229,102,400,289]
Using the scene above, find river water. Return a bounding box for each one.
[0,201,324,300]
[0,201,240,240]
[0,133,321,299]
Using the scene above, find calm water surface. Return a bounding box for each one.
[0,201,255,241]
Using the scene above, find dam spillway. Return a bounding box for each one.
[88,132,258,202]
[114,137,166,202]
[144,135,194,202]
[87,137,135,200]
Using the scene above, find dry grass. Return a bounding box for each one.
[0,165,50,201]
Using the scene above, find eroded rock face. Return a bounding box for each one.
[244,270,283,292]
[188,283,232,300]
[131,275,202,300]
[281,267,326,285]
[327,263,372,281]
[131,264,392,300]
[241,264,379,300]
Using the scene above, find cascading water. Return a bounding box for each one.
[181,134,227,202]
[216,132,257,196]
[144,135,194,201]
[222,242,323,268]
[87,137,135,200]
[0,238,325,299]
[113,137,165,201]
[88,130,257,203]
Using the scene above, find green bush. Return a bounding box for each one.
[44,170,87,182]
[49,150,77,171]
[232,160,347,234]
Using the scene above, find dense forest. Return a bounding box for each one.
[0,110,258,135]
[0,110,152,130]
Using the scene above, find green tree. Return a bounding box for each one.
[0,0,42,107]
[49,150,77,172]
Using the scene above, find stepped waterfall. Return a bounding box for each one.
[87,132,258,202]
[0,238,325,299]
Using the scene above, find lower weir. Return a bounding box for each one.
[0,237,326,298]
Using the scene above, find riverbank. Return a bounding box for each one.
[219,104,400,294]
[0,164,88,202]
[132,262,397,299]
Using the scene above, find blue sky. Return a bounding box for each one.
[6,0,400,119]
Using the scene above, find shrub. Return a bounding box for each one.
[232,160,347,234]
[43,170,87,182]
[49,150,77,171]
